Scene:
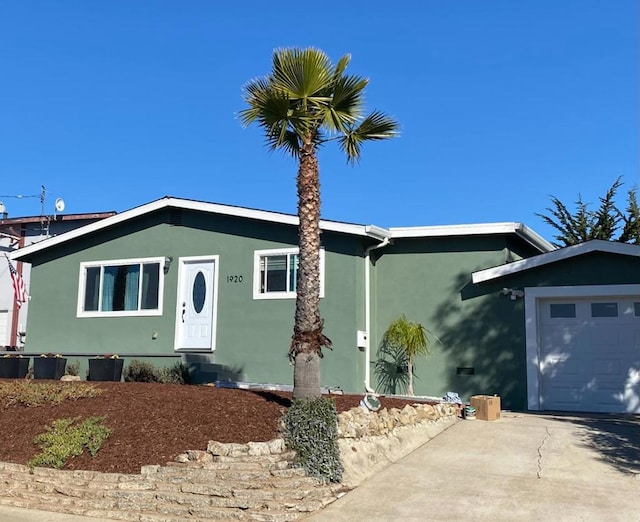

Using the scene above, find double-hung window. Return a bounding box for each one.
[78,258,164,316]
[253,248,325,299]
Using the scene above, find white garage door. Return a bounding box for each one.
[538,297,640,413]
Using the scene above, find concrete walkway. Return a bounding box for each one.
[305,412,640,522]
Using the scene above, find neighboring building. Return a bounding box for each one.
[0,211,115,348]
[10,197,640,413]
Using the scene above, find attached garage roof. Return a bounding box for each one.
[472,240,640,283]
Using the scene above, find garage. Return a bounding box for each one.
[538,297,640,413]
[472,240,640,414]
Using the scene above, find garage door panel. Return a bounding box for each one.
[539,296,640,414]
[593,358,620,378]
[591,327,619,347]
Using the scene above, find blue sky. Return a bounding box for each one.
[0,1,637,242]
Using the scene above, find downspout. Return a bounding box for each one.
[364,236,390,392]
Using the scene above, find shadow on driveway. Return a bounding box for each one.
[538,412,640,475]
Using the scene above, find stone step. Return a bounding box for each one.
[0,489,301,521]
[0,476,345,517]
[211,451,297,464]
[1,472,322,501]
[164,458,295,472]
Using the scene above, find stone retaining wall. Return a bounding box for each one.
[337,401,459,487]
[0,400,458,520]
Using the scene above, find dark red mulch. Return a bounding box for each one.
[0,381,423,474]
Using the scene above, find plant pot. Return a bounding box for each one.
[33,357,67,380]
[88,358,124,381]
[0,357,30,379]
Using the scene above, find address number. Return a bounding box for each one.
[226,275,244,283]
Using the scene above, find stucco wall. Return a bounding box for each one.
[23,209,369,392]
[371,236,528,409]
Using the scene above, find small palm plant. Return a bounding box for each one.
[381,315,434,396]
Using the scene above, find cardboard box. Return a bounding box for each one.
[470,395,501,421]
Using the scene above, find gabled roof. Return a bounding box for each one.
[11,197,389,260]
[390,222,553,253]
[10,196,554,261]
[472,240,640,283]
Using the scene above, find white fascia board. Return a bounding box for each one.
[514,223,555,253]
[11,197,376,260]
[389,222,554,252]
[389,222,519,238]
[472,239,640,284]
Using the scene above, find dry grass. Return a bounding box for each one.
[0,380,102,407]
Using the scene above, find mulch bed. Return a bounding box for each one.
[0,381,421,474]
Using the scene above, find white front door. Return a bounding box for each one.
[174,257,218,351]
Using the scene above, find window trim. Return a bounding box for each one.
[77,257,165,317]
[253,247,325,300]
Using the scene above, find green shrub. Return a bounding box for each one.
[123,360,189,384]
[158,361,190,384]
[0,381,102,407]
[28,416,111,471]
[282,397,343,484]
[65,361,80,376]
[123,360,161,382]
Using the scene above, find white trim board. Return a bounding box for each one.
[390,222,553,253]
[12,197,554,261]
[524,284,640,411]
[473,240,640,284]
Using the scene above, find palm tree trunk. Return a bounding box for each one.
[407,357,414,396]
[290,140,331,400]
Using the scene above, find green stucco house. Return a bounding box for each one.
[10,197,640,413]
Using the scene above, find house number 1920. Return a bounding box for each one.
[226,275,244,283]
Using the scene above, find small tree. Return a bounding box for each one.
[381,315,433,396]
[536,177,640,247]
[619,189,640,245]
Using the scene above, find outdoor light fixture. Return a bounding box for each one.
[163,256,173,274]
[501,287,524,301]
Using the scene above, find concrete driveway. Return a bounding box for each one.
[305,412,640,521]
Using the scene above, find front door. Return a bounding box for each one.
[175,257,218,351]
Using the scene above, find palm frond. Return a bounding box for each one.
[338,110,399,163]
[272,48,333,103]
[323,74,367,133]
[382,314,431,359]
[241,47,398,163]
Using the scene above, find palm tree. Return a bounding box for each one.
[240,48,398,400]
[382,315,432,396]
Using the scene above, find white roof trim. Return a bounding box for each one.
[472,240,640,284]
[11,197,385,260]
[390,222,554,252]
[10,197,553,261]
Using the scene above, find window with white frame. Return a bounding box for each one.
[78,258,164,316]
[253,248,325,299]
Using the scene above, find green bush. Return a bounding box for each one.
[28,416,111,471]
[282,397,343,484]
[159,361,190,384]
[65,361,80,376]
[124,360,189,384]
[123,360,161,382]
